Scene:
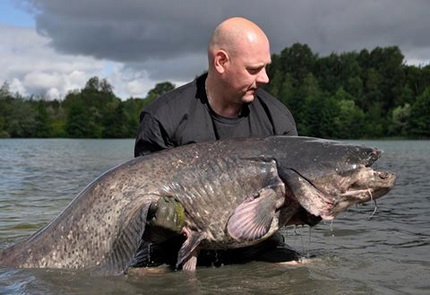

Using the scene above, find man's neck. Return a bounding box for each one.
[205,77,242,118]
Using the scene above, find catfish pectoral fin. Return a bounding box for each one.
[227,185,284,242]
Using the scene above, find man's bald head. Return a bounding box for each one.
[205,17,272,117]
[208,17,270,59]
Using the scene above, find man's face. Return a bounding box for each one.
[223,39,271,104]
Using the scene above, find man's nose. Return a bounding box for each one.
[256,68,269,85]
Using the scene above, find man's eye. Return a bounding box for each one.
[248,68,261,74]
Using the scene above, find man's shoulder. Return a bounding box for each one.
[143,80,199,117]
[255,88,291,114]
[253,88,297,135]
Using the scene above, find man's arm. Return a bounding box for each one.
[278,108,298,136]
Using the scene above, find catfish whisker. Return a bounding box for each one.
[367,189,378,219]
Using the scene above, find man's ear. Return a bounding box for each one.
[214,50,229,74]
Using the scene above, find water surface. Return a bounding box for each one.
[0,139,429,294]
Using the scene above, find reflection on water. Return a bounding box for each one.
[0,139,429,294]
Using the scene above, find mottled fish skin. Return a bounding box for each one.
[0,136,396,274]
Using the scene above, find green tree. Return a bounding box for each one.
[7,97,38,137]
[102,103,130,138]
[63,77,120,137]
[279,43,318,87]
[364,102,387,138]
[122,98,146,136]
[360,68,383,111]
[333,99,366,139]
[345,76,363,100]
[370,46,405,111]
[389,103,411,137]
[0,81,12,137]
[266,69,283,98]
[0,81,11,98]
[297,73,337,137]
[34,101,53,137]
[65,103,93,138]
[142,81,175,107]
[408,87,430,138]
[276,73,295,108]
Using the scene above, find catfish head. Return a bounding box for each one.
[265,137,397,221]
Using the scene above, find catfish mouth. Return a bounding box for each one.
[344,169,395,199]
[328,168,396,217]
[286,166,396,223]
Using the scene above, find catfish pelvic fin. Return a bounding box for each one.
[176,228,206,271]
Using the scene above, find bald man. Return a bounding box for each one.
[135,17,296,156]
[133,17,298,269]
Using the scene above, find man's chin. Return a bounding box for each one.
[242,93,256,103]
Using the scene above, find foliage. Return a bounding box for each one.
[407,87,430,138]
[264,44,430,139]
[1,45,430,139]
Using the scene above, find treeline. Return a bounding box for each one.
[264,44,430,138]
[0,44,429,139]
[0,77,174,138]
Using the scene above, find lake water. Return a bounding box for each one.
[0,138,429,295]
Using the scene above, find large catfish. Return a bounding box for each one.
[0,136,396,274]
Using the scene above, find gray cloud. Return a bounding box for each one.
[27,0,430,60]
[0,24,107,99]
[9,0,430,98]
[29,0,220,62]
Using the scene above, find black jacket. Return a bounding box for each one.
[135,74,297,157]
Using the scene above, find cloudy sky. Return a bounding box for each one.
[1,0,429,100]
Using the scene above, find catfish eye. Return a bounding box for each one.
[378,171,390,179]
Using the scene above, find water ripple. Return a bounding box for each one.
[0,139,429,294]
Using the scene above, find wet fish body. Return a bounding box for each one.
[0,136,396,274]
